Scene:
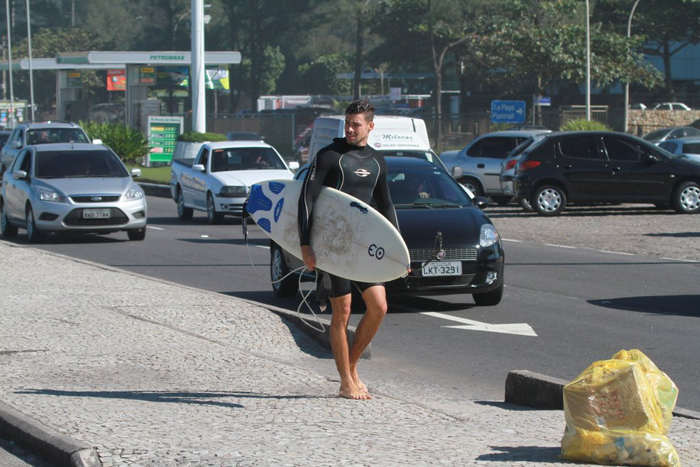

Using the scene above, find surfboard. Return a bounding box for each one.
[247,178,410,282]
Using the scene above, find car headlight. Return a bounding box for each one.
[37,188,66,203]
[480,224,500,248]
[219,186,247,197]
[122,189,145,201]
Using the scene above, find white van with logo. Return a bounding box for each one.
[307,115,453,174]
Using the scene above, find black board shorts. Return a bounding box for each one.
[328,273,383,298]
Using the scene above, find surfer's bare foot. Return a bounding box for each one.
[351,368,368,394]
[339,382,371,400]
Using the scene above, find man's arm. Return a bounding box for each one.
[298,150,334,269]
[373,157,399,231]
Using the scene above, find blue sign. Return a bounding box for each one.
[491,100,526,124]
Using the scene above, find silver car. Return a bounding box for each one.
[0,143,147,243]
[439,130,551,204]
[0,121,92,175]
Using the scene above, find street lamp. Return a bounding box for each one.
[172,4,211,49]
[5,0,14,128]
[26,0,35,121]
[585,0,591,121]
[623,0,641,133]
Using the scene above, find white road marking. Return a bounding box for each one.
[420,311,538,337]
[543,243,575,249]
[502,238,522,242]
[146,226,164,231]
[201,235,209,238]
[599,250,633,255]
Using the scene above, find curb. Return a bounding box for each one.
[505,370,700,420]
[138,182,171,198]
[0,401,99,467]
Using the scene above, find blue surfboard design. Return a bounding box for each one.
[274,198,284,223]
[268,181,286,195]
[247,184,273,215]
[257,218,272,233]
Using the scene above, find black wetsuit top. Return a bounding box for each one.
[298,137,398,246]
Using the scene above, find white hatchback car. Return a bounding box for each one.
[0,143,147,243]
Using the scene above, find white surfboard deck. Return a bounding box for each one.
[247,179,409,282]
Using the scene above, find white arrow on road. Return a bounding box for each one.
[420,311,537,337]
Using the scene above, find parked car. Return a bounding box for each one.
[499,133,550,211]
[0,143,147,243]
[629,103,647,110]
[0,122,93,175]
[642,126,700,145]
[658,137,700,163]
[513,131,700,216]
[0,130,11,151]
[440,130,551,204]
[269,157,505,306]
[651,102,691,111]
[170,141,298,224]
[226,131,264,142]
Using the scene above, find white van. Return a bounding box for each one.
[307,115,452,173]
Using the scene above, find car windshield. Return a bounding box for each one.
[387,167,472,208]
[210,147,286,172]
[379,150,449,171]
[35,150,128,179]
[643,129,671,141]
[27,128,90,145]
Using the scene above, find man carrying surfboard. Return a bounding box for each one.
[298,100,401,400]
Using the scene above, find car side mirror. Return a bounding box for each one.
[451,166,463,178]
[473,196,489,210]
[92,139,103,145]
[11,141,21,149]
[192,164,206,172]
[288,161,300,171]
[131,168,142,178]
[13,170,27,180]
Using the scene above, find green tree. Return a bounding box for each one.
[298,54,352,95]
[13,28,112,111]
[239,46,286,95]
[595,0,700,99]
[473,0,660,102]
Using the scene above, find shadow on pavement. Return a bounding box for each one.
[589,295,700,317]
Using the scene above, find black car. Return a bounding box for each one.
[513,131,700,216]
[270,157,505,306]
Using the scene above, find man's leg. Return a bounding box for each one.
[329,294,370,400]
[348,285,388,395]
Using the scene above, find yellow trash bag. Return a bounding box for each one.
[561,349,680,466]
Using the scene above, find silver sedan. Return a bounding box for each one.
[0,143,147,243]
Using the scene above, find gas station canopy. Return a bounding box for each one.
[56,51,241,66]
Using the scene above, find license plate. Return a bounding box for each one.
[421,261,462,277]
[83,209,111,219]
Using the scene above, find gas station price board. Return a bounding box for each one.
[148,116,183,165]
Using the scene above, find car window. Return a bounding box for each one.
[558,136,604,160]
[378,150,449,172]
[685,128,700,137]
[643,129,670,141]
[19,149,32,173]
[26,128,89,145]
[35,150,128,178]
[12,150,29,172]
[211,147,285,172]
[388,167,471,207]
[681,143,700,154]
[602,137,643,162]
[467,137,524,158]
[658,142,677,153]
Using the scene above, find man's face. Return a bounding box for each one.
[344,113,374,147]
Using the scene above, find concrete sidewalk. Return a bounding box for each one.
[0,241,698,467]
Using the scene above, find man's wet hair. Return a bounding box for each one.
[345,100,375,122]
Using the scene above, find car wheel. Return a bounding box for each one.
[270,243,298,297]
[176,188,193,220]
[0,201,18,238]
[491,196,512,206]
[128,228,146,241]
[460,177,483,197]
[672,181,700,214]
[519,197,534,212]
[532,185,567,216]
[473,282,503,306]
[25,205,44,244]
[206,193,223,224]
